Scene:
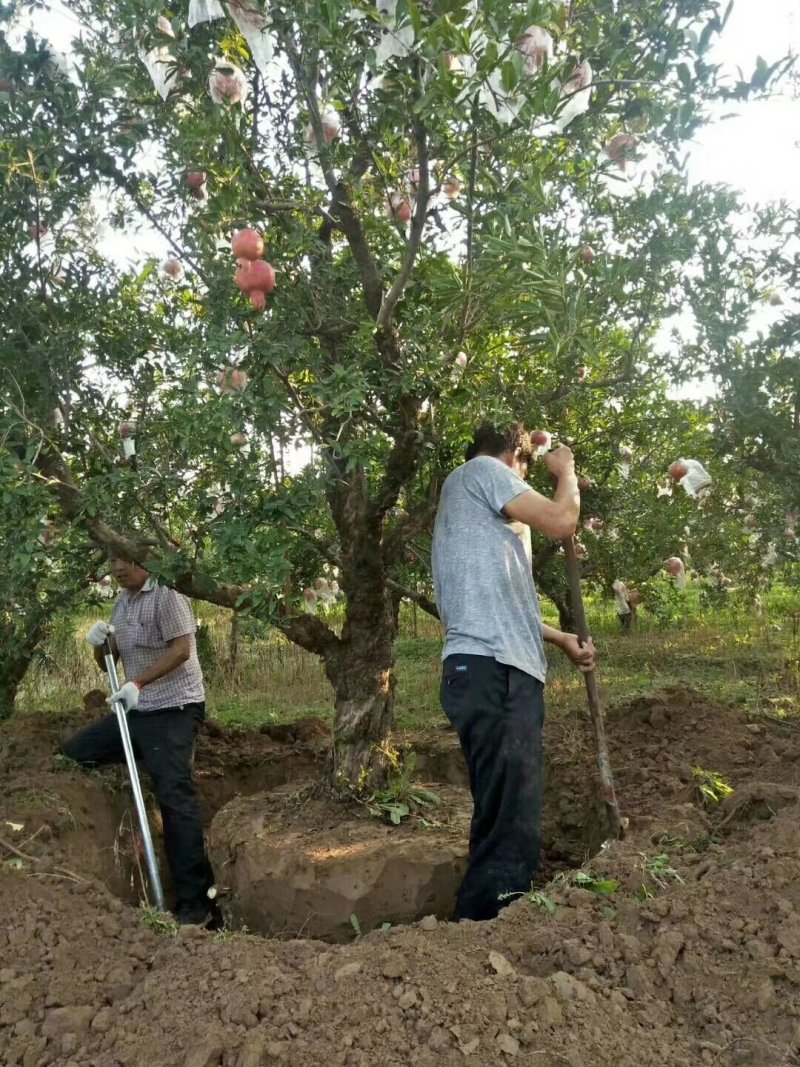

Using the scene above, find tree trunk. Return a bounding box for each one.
[554,592,575,633]
[229,612,240,671]
[0,622,43,720]
[0,675,20,722]
[329,660,396,787]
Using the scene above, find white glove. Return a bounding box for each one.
[86,621,115,647]
[107,681,140,711]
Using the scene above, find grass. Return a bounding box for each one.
[15,587,800,733]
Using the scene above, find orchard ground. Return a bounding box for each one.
[2,590,800,1065]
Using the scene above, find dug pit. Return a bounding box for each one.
[0,703,611,938]
[2,687,794,943]
[2,688,800,1067]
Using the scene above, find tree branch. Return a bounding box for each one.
[385,579,439,620]
[33,440,342,658]
[375,107,430,330]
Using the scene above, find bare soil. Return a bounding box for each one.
[1,688,800,1066]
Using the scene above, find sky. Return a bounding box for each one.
[686,0,799,203]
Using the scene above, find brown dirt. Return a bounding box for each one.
[0,704,326,907]
[1,688,800,1066]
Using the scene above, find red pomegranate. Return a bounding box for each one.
[231,228,264,261]
[249,291,266,311]
[606,133,638,166]
[531,429,549,447]
[388,193,412,223]
[235,259,276,295]
[216,367,248,393]
[162,258,183,279]
[668,460,689,481]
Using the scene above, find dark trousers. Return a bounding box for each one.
[441,655,544,921]
[62,703,213,908]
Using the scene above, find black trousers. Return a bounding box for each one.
[441,654,544,921]
[62,703,213,908]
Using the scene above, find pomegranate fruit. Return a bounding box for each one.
[235,259,276,294]
[531,429,549,447]
[162,258,183,279]
[515,25,553,75]
[320,104,341,143]
[443,175,463,199]
[606,133,638,167]
[216,367,248,393]
[668,460,689,481]
[249,290,266,311]
[208,60,248,105]
[231,228,264,260]
[388,193,413,223]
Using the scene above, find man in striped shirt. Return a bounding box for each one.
[62,558,214,926]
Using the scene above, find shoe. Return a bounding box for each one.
[174,901,213,927]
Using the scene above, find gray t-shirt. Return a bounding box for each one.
[432,456,547,682]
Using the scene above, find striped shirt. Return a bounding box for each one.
[110,580,205,712]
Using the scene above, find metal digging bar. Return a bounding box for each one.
[102,639,166,911]
[561,537,626,841]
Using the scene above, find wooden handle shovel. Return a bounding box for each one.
[561,537,625,841]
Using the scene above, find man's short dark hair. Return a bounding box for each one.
[465,422,533,463]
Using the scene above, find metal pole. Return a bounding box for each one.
[561,538,625,841]
[103,641,166,910]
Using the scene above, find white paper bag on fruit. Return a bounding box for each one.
[138,19,179,101]
[673,458,712,498]
[664,556,686,590]
[188,0,225,27]
[228,1,275,75]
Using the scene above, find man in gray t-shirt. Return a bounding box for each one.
[432,422,595,921]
